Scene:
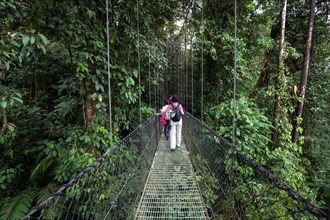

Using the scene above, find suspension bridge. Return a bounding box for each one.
[23,112,328,219]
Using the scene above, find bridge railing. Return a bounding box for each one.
[24,115,161,220]
[183,112,329,219]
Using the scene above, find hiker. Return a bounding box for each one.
[162,94,184,150]
[160,98,171,140]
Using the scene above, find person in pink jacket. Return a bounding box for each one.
[162,94,184,151]
[160,98,171,140]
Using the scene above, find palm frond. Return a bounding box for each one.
[29,156,54,186]
[0,189,38,220]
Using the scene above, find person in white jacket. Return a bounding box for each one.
[162,94,184,150]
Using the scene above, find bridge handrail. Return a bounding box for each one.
[184,111,329,219]
[24,115,159,219]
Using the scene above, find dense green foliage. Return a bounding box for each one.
[0,0,329,218]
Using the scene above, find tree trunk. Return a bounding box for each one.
[270,0,287,149]
[84,79,96,128]
[250,52,273,99]
[292,0,316,143]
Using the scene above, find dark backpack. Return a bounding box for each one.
[170,103,181,122]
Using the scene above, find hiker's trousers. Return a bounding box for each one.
[170,119,182,150]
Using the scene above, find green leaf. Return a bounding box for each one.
[30,36,36,44]
[3,51,10,58]
[38,34,49,45]
[22,35,30,46]
[88,158,94,164]
[37,42,46,54]
[7,2,16,9]
[10,40,19,47]
[0,175,5,182]
[1,100,7,109]
[52,151,57,157]
[12,96,23,104]
[7,125,15,132]
[86,8,96,19]
[126,77,135,86]
[5,61,11,70]
[132,69,138,78]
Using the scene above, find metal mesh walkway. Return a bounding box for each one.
[135,134,208,219]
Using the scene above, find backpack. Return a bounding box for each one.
[170,103,181,122]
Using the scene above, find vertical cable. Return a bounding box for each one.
[231,0,238,216]
[154,66,157,110]
[182,45,184,98]
[191,36,194,115]
[185,28,188,111]
[165,40,168,98]
[106,0,113,147]
[155,47,157,110]
[159,72,161,109]
[233,0,237,148]
[201,0,204,122]
[181,45,183,97]
[148,38,151,107]
[156,45,159,110]
[137,0,141,124]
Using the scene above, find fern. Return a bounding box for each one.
[0,189,38,220]
[0,183,60,220]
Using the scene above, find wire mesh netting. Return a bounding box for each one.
[24,116,161,220]
[183,112,328,219]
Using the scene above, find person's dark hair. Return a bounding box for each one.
[164,98,169,105]
[172,94,180,102]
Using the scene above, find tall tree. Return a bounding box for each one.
[271,0,287,148]
[292,0,316,143]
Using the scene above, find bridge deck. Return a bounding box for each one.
[135,134,209,219]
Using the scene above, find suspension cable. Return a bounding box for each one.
[191,35,194,115]
[185,27,188,112]
[137,0,141,124]
[231,0,238,216]
[106,0,113,147]
[154,47,157,110]
[233,0,237,149]
[148,37,151,107]
[201,0,204,122]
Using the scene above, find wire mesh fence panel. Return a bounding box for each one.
[24,116,161,220]
[183,112,329,219]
